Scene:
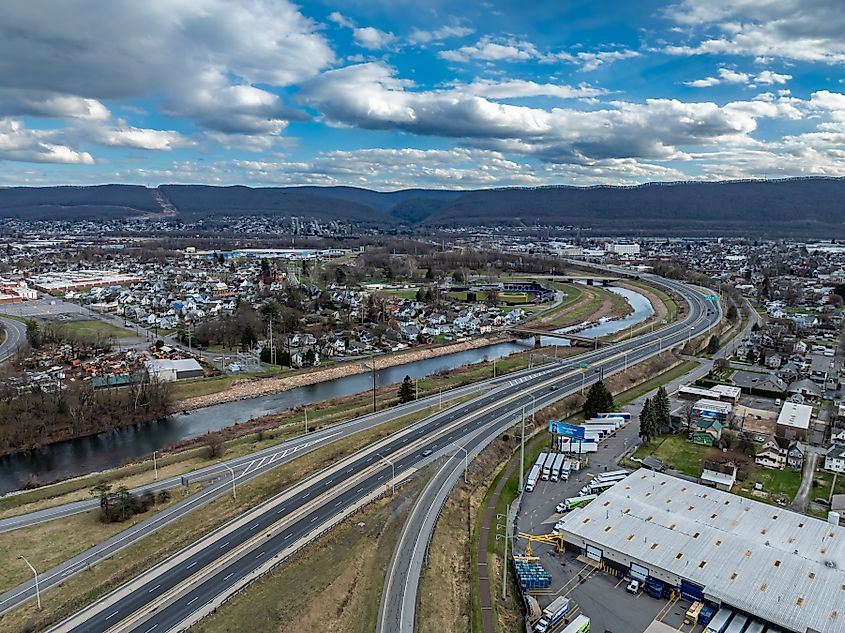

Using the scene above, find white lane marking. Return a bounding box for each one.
[187,561,198,569]
[143,625,159,633]
[148,583,161,593]
[250,523,260,530]
[219,541,229,549]
[188,596,199,606]
[255,551,265,558]
[105,610,119,620]
[284,533,292,539]
[223,572,234,581]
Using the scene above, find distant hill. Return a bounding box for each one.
[423,178,845,236]
[0,185,158,220]
[1,178,845,236]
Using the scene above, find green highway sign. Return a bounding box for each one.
[704,295,719,301]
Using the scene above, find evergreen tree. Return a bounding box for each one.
[653,386,671,432]
[639,398,656,445]
[398,375,415,403]
[583,380,613,420]
[240,324,257,350]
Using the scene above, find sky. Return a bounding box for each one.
[2,0,845,190]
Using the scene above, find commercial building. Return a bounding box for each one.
[692,398,732,423]
[710,384,742,405]
[604,243,641,257]
[145,358,204,382]
[30,270,143,295]
[776,402,813,441]
[557,470,845,633]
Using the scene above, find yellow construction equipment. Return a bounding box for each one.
[517,531,564,556]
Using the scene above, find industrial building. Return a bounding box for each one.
[776,402,813,441]
[557,470,845,633]
[30,270,143,295]
[145,358,204,382]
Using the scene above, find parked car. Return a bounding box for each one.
[814,497,830,506]
[626,579,640,594]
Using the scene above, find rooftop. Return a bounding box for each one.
[559,470,845,633]
[777,402,813,430]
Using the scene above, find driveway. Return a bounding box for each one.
[790,451,820,512]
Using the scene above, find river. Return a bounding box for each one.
[0,286,654,493]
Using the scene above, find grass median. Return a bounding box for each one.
[1,397,471,633]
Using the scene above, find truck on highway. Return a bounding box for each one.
[550,454,566,482]
[526,465,541,492]
[534,596,571,633]
[559,614,590,633]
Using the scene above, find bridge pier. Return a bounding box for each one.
[534,334,542,348]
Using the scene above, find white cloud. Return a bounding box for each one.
[327,11,354,28]
[299,62,795,165]
[93,126,192,151]
[0,118,94,164]
[439,37,538,63]
[665,0,845,64]
[685,67,791,88]
[408,25,474,45]
[353,26,395,50]
[439,37,639,71]
[452,79,607,100]
[0,0,333,141]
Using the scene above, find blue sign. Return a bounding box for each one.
[549,421,585,438]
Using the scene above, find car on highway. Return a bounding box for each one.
[421,449,433,457]
[550,385,559,391]
[626,579,640,594]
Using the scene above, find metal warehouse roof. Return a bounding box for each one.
[558,470,845,633]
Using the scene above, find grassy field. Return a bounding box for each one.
[734,467,803,502]
[0,402,460,633]
[192,468,430,633]
[808,469,845,507]
[58,319,136,339]
[0,489,183,592]
[168,374,236,401]
[633,434,716,477]
[378,288,418,300]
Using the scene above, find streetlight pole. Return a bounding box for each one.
[371,353,377,413]
[495,521,509,599]
[377,453,395,494]
[452,444,469,483]
[304,406,308,434]
[18,556,40,610]
[439,387,442,410]
[519,407,525,491]
[224,465,237,499]
[493,358,497,378]
[530,395,536,423]
[153,450,158,481]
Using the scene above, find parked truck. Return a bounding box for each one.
[540,453,554,480]
[644,577,665,599]
[560,615,590,633]
[534,596,571,633]
[526,465,541,492]
[550,454,565,482]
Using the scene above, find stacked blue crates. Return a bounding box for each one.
[513,559,552,590]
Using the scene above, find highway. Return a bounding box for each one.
[1,368,550,613]
[42,271,721,632]
[375,270,722,633]
[0,315,26,363]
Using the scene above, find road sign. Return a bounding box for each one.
[549,421,585,438]
[704,295,719,301]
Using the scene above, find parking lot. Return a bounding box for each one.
[0,298,89,319]
[514,363,715,632]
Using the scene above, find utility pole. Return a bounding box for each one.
[269,320,275,366]
[519,407,526,491]
[304,407,308,434]
[371,352,377,412]
[224,465,237,499]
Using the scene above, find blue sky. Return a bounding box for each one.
[2,0,845,189]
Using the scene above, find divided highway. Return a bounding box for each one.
[376,271,722,633]
[0,315,26,363]
[42,271,720,632]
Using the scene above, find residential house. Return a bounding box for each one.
[700,461,738,491]
[691,419,722,446]
[787,378,823,402]
[787,442,806,469]
[756,437,788,469]
[824,444,845,474]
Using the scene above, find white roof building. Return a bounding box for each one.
[777,402,813,432]
[557,470,845,633]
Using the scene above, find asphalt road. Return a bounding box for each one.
[375,270,722,633]
[44,271,718,632]
[1,370,536,612]
[0,315,26,363]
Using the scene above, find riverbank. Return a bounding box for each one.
[174,335,509,412]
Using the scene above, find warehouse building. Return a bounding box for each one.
[145,358,204,382]
[557,470,845,633]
